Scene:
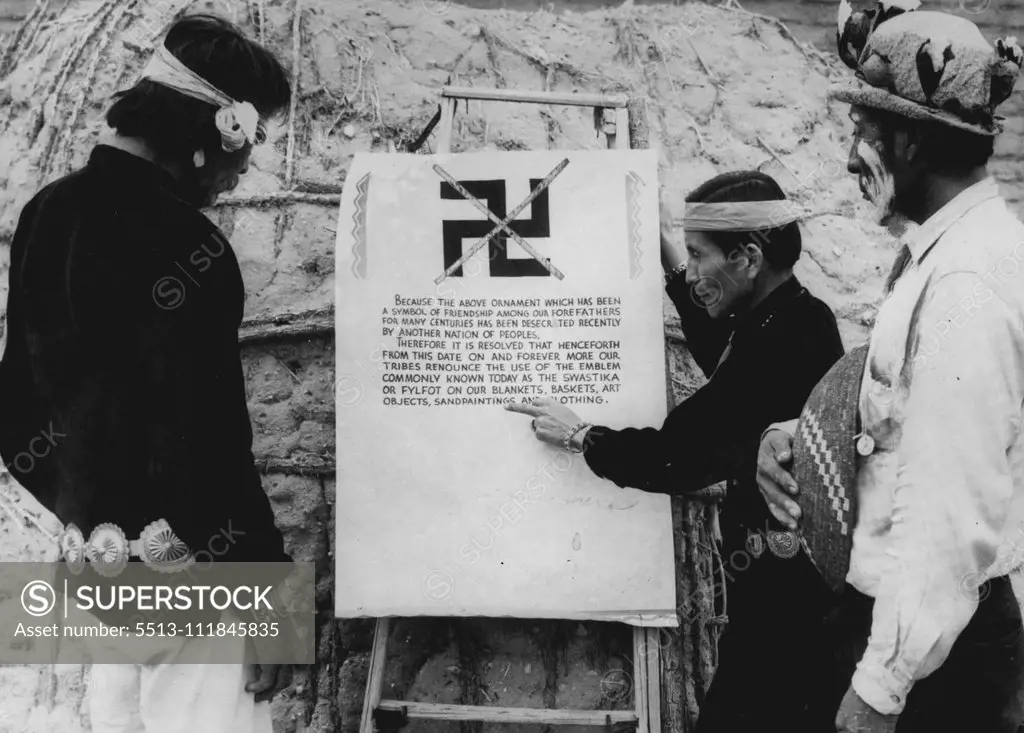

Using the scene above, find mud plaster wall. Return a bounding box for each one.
[0,0,986,731]
[4,2,1024,183]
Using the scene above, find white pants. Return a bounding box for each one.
[87,662,273,733]
[70,608,273,733]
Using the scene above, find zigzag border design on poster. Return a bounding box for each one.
[350,172,370,279]
[625,171,644,280]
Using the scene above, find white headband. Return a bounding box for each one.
[683,201,810,231]
[139,43,266,152]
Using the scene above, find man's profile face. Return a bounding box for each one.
[846,104,925,232]
[847,105,899,225]
[195,144,252,207]
[683,231,756,320]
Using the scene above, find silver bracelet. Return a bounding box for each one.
[571,425,594,454]
[563,422,591,454]
[664,262,686,284]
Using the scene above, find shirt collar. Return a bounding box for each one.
[902,176,1000,263]
[86,144,189,200]
[732,275,804,334]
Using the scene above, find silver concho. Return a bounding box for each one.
[746,530,766,558]
[139,520,193,573]
[86,523,129,578]
[856,433,875,457]
[766,530,800,559]
[59,523,86,575]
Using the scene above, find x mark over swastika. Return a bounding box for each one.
[432,158,570,285]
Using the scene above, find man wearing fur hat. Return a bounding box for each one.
[756,2,1024,731]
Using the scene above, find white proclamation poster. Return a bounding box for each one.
[335,149,677,626]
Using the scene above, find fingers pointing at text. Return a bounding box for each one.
[505,398,587,451]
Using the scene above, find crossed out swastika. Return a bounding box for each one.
[433,159,569,284]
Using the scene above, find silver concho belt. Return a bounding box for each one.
[58,519,194,577]
[746,528,801,560]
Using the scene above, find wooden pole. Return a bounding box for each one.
[442,85,629,108]
[375,701,638,725]
[359,618,390,733]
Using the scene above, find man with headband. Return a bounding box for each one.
[0,14,293,733]
[508,171,844,733]
[756,3,1024,731]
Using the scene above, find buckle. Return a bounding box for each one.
[766,530,800,559]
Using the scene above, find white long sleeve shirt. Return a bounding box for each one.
[771,177,1024,715]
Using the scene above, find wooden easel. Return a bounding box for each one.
[358,85,665,733]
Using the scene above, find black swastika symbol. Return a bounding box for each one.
[440,179,551,277]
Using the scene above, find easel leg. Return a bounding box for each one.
[644,628,662,733]
[633,627,650,733]
[360,617,391,733]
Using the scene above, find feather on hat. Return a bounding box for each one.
[831,1,1023,135]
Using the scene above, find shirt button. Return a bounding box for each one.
[891,694,901,704]
[856,433,875,456]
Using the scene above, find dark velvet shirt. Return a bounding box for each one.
[584,272,844,551]
[0,145,289,565]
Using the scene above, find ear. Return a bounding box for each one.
[745,242,766,276]
[893,125,921,168]
[728,243,764,275]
